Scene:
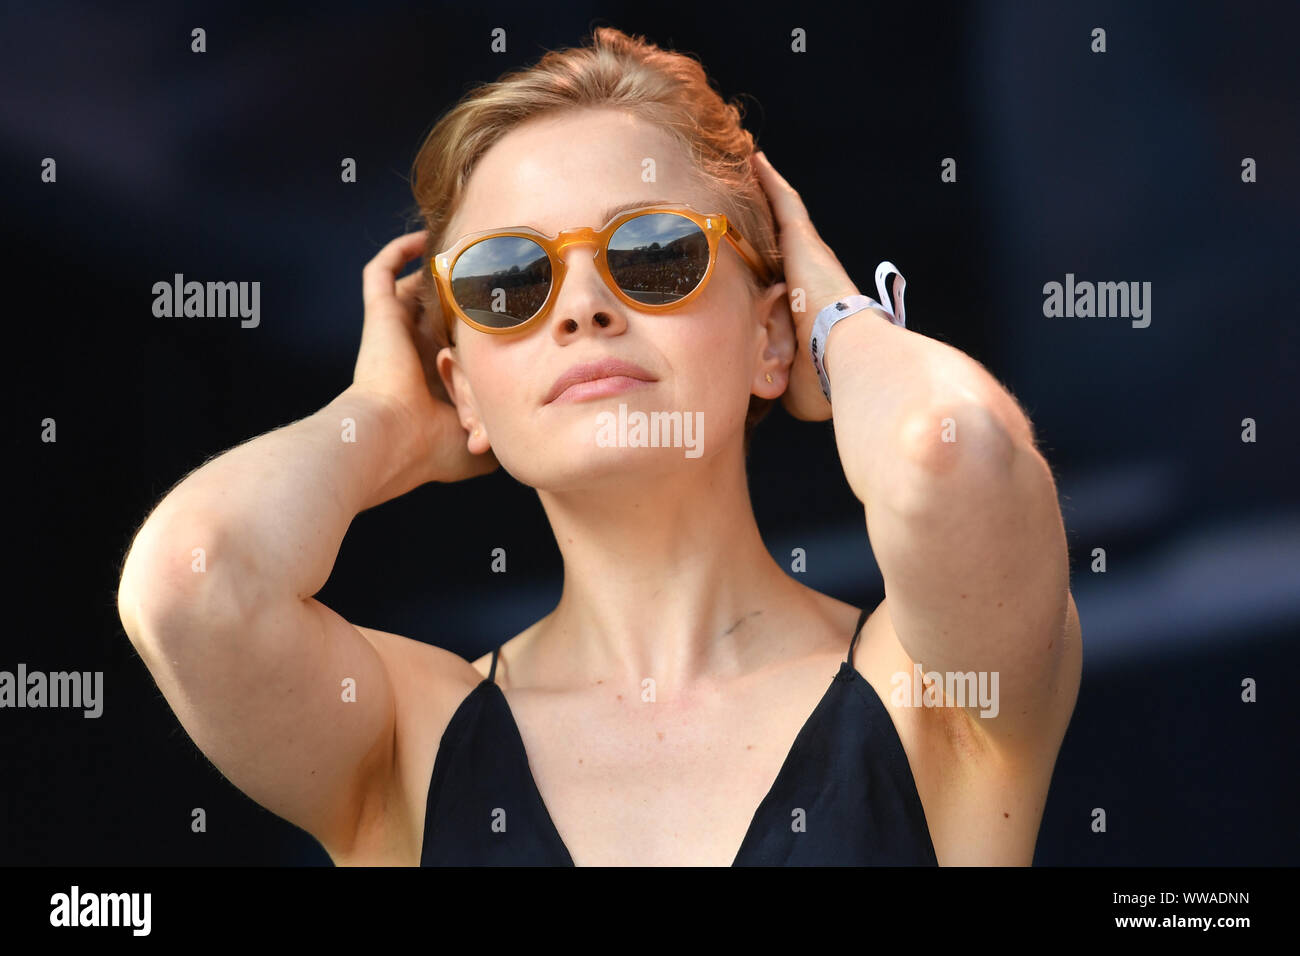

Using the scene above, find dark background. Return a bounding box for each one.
[2,0,1296,865]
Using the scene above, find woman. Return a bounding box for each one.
[117,26,1081,866]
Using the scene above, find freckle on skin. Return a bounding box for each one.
[657,731,664,742]
[616,694,623,701]
[961,594,967,599]
[1004,812,1010,818]
[997,601,1003,607]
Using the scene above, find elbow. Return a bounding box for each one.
[896,399,1018,482]
[117,517,253,650]
[888,396,1053,523]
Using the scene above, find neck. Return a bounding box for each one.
[530,440,799,690]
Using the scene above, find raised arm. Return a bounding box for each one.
[116,231,497,857]
[825,316,1081,756]
[749,150,1081,759]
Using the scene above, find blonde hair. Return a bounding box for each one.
[406,25,783,454]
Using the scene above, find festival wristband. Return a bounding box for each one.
[809,260,907,401]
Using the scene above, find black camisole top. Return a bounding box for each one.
[420,606,938,865]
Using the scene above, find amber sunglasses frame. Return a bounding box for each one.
[430,203,775,337]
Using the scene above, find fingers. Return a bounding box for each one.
[362,229,428,311]
[393,268,427,316]
[750,151,812,226]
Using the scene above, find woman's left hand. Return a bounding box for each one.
[751,150,863,422]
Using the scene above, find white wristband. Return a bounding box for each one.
[809,261,907,402]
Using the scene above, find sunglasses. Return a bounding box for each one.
[430,203,774,336]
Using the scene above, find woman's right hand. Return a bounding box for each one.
[350,229,499,485]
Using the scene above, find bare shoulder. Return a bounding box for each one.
[781,584,873,654]
[465,618,553,691]
[352,625,485,721]
[846,592,1081,864]
[851,592,1080,758]
[335,626,486,865]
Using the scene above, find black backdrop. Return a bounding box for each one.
[3,0,1297,865]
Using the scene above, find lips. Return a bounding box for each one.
[544,357,657,405]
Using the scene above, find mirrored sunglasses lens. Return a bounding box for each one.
[450,236,551,328]
[607,213,709,305]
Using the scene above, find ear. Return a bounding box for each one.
[751,281,795,399]
[436,345,492,455]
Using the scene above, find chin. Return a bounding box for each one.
[501,440,701,493]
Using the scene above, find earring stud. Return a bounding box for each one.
[765,373,773,383]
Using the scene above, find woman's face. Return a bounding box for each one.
[436,107,783,491]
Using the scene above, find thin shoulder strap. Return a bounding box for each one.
[845,606,870,669]
[488,646,501,684]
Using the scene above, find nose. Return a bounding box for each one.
[547,240,627,341]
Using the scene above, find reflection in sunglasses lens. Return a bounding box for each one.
[451,236,551,328]
[609,213,709,305]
